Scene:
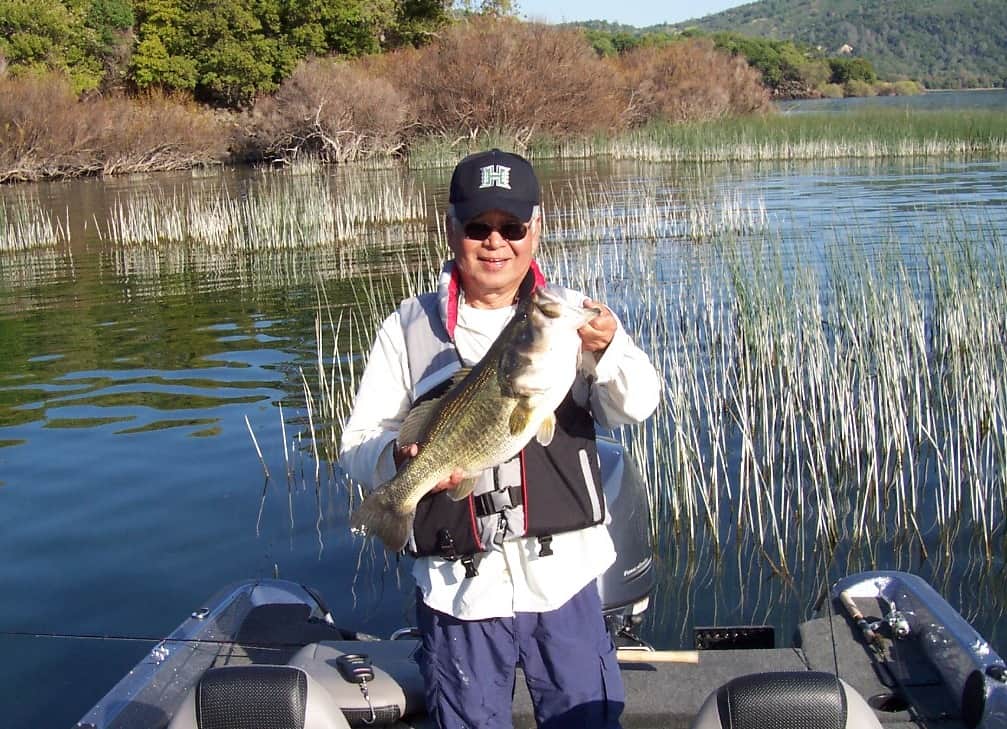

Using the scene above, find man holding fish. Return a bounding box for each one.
[340,149,660,728]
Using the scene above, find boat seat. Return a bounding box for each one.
[166,664,350,729]
[690,671,885,729]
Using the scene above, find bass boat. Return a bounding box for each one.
[76,440,1007,729]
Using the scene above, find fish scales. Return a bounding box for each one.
[349,286,600,551]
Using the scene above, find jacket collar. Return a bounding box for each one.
[437,260,547,339]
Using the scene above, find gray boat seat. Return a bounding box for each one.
[690,671,884,729]
[167,664,350,729]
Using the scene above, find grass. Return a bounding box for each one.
[406,109,1007,166]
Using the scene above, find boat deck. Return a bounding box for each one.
[207,611,966,728]
[80,577,992,729]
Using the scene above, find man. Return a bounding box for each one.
[340,149,660,728]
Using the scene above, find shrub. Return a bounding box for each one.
[617,38,770,124]
[244,58,409,163]
[0,74,98,181]
[829,57,877,85]
[386,16,625,145]
[893,80,924,96]
[843,79,877,97]
[818,83,844,98]
[97,92,229,174]
[0,73,227,182]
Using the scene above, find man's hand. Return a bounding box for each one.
[578,298,616,353]
[394,441,464,492]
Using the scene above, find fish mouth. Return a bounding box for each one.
[533,286,599,321]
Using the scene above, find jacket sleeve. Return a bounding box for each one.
[338,311,413,489]
[567,291,662,429]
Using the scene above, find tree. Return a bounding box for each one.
[0,0,105,91]
[130,0,439,106]
[829,57,877,84]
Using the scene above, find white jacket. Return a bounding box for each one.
[339,262,660,619]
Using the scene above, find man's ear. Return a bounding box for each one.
[529,212,542,255]
[445,214,461,254]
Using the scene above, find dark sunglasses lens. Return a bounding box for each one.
[464,222,493,240]
[463,222,528,241]
[499,223,528,240]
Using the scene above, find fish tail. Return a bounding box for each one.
[349,487,414,553]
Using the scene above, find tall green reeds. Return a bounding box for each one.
[595,110,1007,162]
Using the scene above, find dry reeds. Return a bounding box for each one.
[0,193,68,251]
[95,163,427,250]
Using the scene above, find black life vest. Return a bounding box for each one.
[396,272,605,567]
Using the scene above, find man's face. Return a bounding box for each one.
[448,209,539,308]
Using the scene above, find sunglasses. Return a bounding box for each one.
[463,221,528,241]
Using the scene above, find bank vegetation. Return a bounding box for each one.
[1,17,771,182]
[2,14,1000,185]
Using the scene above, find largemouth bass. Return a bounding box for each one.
[350,285,601,551]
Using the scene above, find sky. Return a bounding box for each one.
[516,0,752,28]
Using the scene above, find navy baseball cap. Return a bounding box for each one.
[449,149,541,223]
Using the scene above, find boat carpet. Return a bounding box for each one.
[512,648,807,728]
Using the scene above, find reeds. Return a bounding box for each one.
[595,110,1007,163]
[288,173,1007,575]
[555,222,1007,571]
[0,194,68,251]
[95,163,428,250]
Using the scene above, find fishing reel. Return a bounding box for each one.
[869,600,911,640]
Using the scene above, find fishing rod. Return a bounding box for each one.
[0,628,321,652]
[834,585,925,725]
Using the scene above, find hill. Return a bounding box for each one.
[660,0,1006,88]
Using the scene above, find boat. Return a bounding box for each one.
[75,439,1007,729]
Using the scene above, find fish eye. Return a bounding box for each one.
[536,301,563,318]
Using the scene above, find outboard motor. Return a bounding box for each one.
[596,437,656,645]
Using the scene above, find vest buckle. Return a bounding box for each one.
[436,529,458,561]
[537,535,554,557]
[461,556,479,578]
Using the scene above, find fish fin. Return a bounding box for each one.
[349,482,415,553]
[398,367,473,445]
[509,400,533,436]
[399,400,438,446]
[448,366,473,387]
[535,413,556,446]
[448,476,479,501]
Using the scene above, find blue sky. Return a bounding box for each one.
[517,0,752,27]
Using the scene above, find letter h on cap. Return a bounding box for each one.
[479,165,512,190]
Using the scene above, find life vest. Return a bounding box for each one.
[397,269,606,570]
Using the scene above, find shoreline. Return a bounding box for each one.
[2,104,1006,186]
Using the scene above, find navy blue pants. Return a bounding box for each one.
[416,583,624,729]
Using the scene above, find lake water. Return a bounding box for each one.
[777,87,1007,114]
[2,131,1007,725]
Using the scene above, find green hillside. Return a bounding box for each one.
[663,0,1006,88]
